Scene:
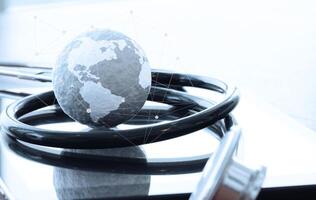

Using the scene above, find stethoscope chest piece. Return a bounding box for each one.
[190,127,266,200]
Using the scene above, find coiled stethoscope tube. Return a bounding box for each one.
[0,63,266,200]
[1,70,239,149]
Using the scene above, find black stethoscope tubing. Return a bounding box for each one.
[3,83,233,175]
[1,70,239,149]
[4,108,234,175]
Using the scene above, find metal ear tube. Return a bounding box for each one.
[190,126,266,200]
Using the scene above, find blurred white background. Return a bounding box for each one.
[0,0,315,130]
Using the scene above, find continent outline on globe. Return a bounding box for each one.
[52,29,152,127]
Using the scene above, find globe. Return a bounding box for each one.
[52,30,152,127]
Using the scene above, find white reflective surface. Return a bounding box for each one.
[235,92,316,187]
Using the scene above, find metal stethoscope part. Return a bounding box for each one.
[0,63,266,200]
[191,126,266,200]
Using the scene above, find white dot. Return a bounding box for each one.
[155,115,159,119]
[87,108,91,113]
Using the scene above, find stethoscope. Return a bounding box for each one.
[0,63,266,200]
